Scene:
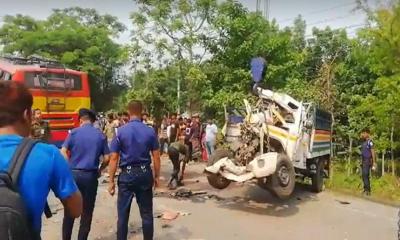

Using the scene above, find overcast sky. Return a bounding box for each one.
[0,0,385,43]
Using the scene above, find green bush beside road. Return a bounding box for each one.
[326,160,400,205]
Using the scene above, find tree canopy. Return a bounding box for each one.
[1,1,400,175]
[0,7,128,111]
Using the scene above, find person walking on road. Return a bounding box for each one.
[205,119,218,157]
[0,81,82,239]
[360,128,376,196]
[108,100,161,240]
[167,136,189,189]
[60,108,110,240]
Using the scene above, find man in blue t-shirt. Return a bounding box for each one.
[0,81,82,238]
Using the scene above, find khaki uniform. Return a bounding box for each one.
[103,122,116,144]
[31,120,50,142]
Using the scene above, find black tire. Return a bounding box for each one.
[206,149,231,189]
[266,153,296,200]
[311,158,326,193]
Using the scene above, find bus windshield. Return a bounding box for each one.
[24,72,82,91]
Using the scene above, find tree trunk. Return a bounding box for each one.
[382,151,385,176]
[390,124,395,176]
[347,136,353,176]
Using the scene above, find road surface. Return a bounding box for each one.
[42,159,398,240]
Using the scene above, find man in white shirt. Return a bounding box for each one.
[205,119,218,157]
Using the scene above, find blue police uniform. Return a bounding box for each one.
[361,139,373,193]
[62,122,109,240]
[110,118,159,240]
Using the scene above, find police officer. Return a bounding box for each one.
[31,108,50,142]
[60,108,110,240]
[360,128,376,196]
[108,100,161,240]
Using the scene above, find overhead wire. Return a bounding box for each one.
[304,23,367,39]
[277,2,358,24]
[306,13,359,27]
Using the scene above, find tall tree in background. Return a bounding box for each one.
[0,7,128,111]
[129,0,217,114]
[351,1,400,175]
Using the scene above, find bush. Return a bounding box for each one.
[327,161,400,203]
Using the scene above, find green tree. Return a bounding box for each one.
[0,8,127,111]
[349,2,400,175]
[129,0,217,114]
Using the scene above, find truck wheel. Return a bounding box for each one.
[207,149,231,189]
[311,158,326,193]
[267,154,295,200]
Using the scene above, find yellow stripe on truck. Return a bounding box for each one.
[265,125,298,141]
[32,96,91,112]
[314,135,331,141]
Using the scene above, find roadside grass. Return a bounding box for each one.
[326,160,400,205]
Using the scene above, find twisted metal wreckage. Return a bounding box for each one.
[205,57,332,199]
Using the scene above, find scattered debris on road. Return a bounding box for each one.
[161,210,179,220]
[162,224,172,229]
[178,211,191,217]
[171,188,208,198]
[336,200,351,205]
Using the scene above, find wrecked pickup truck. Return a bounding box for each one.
[205,86,332,199]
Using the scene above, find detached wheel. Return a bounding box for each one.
[206,149,231,189]
[311,158,326,193]
[267,154,295,200]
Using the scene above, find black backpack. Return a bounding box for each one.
[0,138,39,240]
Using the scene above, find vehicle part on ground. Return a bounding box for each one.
[205,152,278,183]
[206,149,232,189]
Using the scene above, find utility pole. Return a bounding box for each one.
[177,47,183,115]
[264,0,270,21]
[256,0,270,21]
[177,75,181,114]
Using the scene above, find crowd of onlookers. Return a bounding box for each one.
[1,79,224,240]
[97,111,219,162]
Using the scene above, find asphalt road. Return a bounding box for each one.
[42,159,399,240]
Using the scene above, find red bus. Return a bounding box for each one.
[0,56,91,147]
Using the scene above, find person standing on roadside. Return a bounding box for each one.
[190,114,201,160]
[31,108,51,142]
[114,113,122,128]
[0,81,82,239]
[104,113,117,147]
[205,119,218,157]
[108,100,161,240]
[159,117,168,154]
[168,114,178,144]
[184,118,193,161]
[60,108,110,240]
[360,128,376,196]
[121,112,130,126]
